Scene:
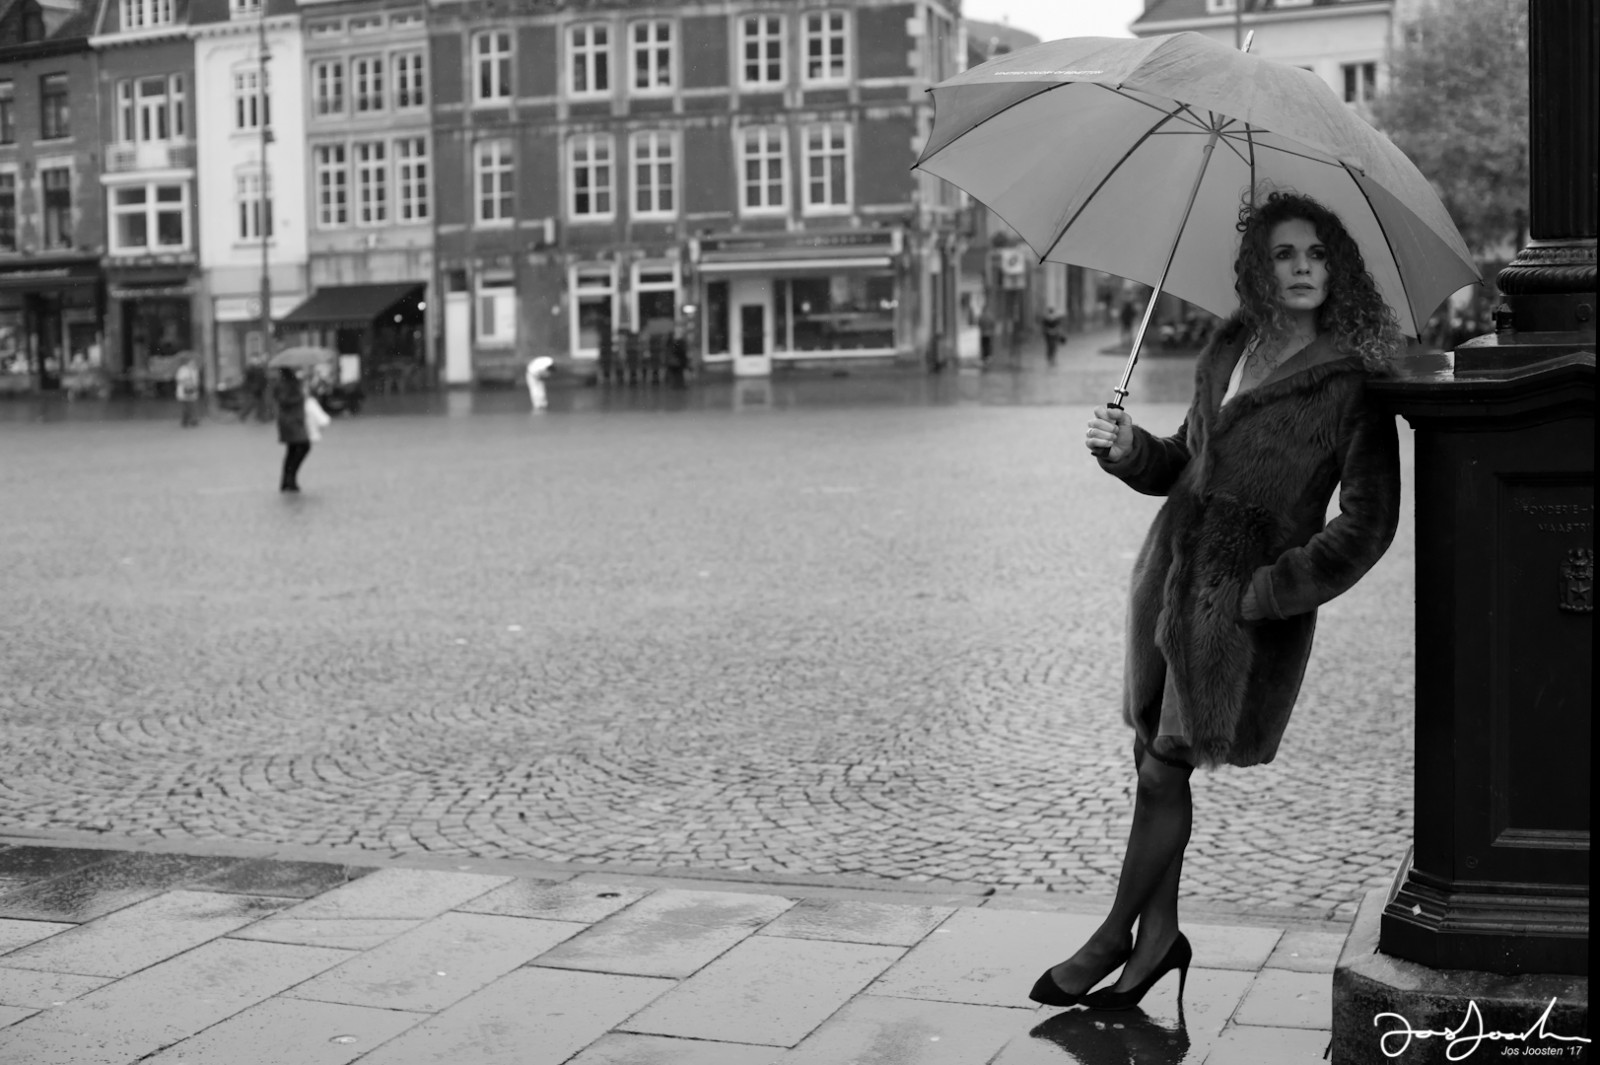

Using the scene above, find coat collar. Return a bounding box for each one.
[1203,318,1365,424]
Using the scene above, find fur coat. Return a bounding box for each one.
[1099,316,1400,768]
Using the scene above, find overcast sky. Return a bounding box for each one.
[960,0,1146,41]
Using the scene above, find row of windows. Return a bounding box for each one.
[313,137,429,228]
[0,167,73,250]
[0,75,70,143]
[469,124,852,226]
[311,52,427,119]
[469,11,851,105]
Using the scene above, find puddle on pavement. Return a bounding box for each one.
[0,851,243,922]
[198,858,378,899]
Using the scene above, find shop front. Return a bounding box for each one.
[104,270,200,394]
[692,230,903,376]
[279,282,428,394]
[0,261,102,394]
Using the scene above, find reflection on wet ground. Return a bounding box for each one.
[0,337,1201,423]
[0,852,242,922]
[1026,1008,1195,1064]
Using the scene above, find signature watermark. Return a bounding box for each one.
[1375,998,1590,1061]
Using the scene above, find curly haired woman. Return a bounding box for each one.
[1031,190,1404,1011]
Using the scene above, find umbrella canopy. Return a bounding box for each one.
[267,346,338,369]
[915,32,1478,338]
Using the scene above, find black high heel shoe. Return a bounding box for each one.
[1081,932,1191,1011]
[1028,944,1134,1008]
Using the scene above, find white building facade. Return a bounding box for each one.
[191,0,307,385]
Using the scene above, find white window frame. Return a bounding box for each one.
[120,0,173,30]
[740,14,784,89]
[233,67,269,131]
[569,22,611,97]
[351,55,385,114]
[473,30,512,105]
[802,121,851,215]
[474,137,514,226]
[229,0,261,19]
[0,166,19,252]
[395,136,429,223]
[567,132,614,222]
[393,50,426,110]
[311,59,345,118]
[235,170,272,242]
[354,140,388,226]
[629,19,673,94]
[630,129,676,220]
[632,263,679,336]
[1341,60,1378,105]
[569,265,616,360]
[803,10,849,84]
[108,181,189,253]
[476,275,516,345]
[313,143,348,228]
[348,15,382,34]
[739,125,787,215]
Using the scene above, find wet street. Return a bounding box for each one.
[0,332,1416,922]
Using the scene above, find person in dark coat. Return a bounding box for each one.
[1040,306,1066,366]
[1032,190,1402,1013]
[275,368,311,493]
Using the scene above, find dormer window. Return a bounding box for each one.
[120,0,173,30]
[230,0,262,19]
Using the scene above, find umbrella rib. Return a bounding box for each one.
[1039,100,1200,263]
[916,81,1071,167]
[1339,160,1417,331]
[1095,83,1214,132]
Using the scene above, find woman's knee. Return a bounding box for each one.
[1135,755,1192,803]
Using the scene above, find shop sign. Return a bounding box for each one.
[700,230,897,255]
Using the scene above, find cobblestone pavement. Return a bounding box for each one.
[0,330,1416,921]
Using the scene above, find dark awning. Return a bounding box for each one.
[279,282,424,325]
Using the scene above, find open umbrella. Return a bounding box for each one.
[267,345,337,370]
[914,31,1478,410]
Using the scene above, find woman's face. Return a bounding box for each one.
[1269,218,1329,317]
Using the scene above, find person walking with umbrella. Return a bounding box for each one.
[274,368,312,493]
[1032,189,1404,1011]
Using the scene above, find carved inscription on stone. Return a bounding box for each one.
[1560,548,1594,613]
[1509,489,1593,612]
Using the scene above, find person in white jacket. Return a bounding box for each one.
[525,356,552,411]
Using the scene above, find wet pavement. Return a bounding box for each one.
[1,323,1416,924]
[0,835,1348,1063]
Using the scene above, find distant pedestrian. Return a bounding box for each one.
[1119,299,1137,346]
[665,326,689,390]
[978,306,995,367]
[525,355,551,411]
[238,356,269,422]
[275,369,312,493]
[1041,306,1065,366]
[175,357,201,428]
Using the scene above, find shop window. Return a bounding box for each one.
[634,267,677,335]
[354,140,388,225]
[630,19,672,93]
[572,269,614,359]
[0,81,15,145]
[476,276,515,344]
[740,15,783,88]
[473,30,512,104]
[474,138,513,225]
[786,273,896,352]
[396,137,429,222]
[631,130,675,219]
[740,126,787,213]
[42,168,72,249]
[704,279,729,355]
[352,55,384,114]
[312,60,345,117]
[570,23,610,96]
[394,50,426,109]
[0,171,16,251]
[804,11,848,83]
[803,122,850,213]
[568,133,613,221]
[40,74,70,140]
[313,144,347,228]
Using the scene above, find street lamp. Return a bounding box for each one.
[258,8,272,364]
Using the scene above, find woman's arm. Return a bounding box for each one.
[1242,392,1401,620]
[1096,417,1192,497]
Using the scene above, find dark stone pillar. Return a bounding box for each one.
[1332,2,1593,1061]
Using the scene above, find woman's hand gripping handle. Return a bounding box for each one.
[1086,406,1134,462]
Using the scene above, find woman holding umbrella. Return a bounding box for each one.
[275,367,312,493]
[1032,189,1404,1011]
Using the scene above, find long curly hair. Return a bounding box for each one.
[1233,189,1402,370]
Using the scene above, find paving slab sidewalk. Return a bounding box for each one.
[0,833,1348,1065]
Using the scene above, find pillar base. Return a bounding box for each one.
[1332,888,1589,1064]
